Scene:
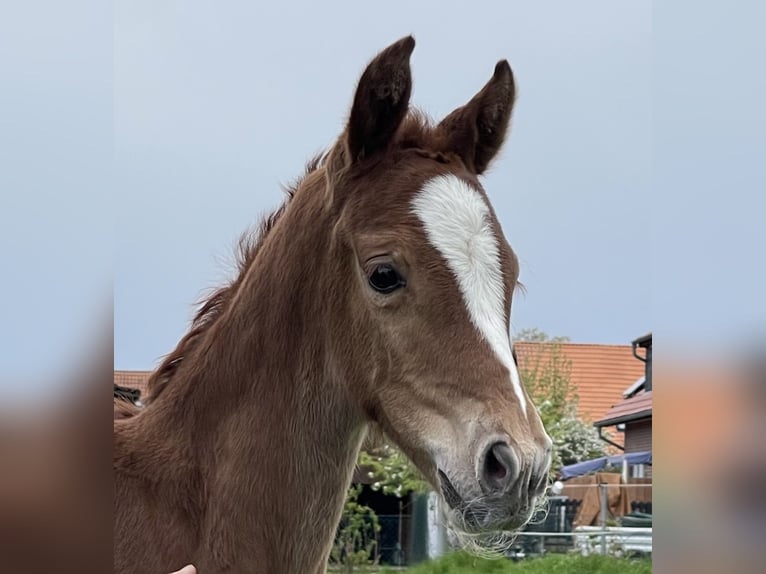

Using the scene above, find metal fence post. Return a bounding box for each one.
[600,483,608,555]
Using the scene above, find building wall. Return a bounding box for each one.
[624,418,652,478]
[624,418,652,453]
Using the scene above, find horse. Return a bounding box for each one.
[114,36,552,574]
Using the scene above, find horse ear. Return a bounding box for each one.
[437,60,516,174]
[344,36,415,163]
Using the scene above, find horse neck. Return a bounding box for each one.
[136,187,367,571]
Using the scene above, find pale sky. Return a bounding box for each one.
[115,0,653,370]
[1,1,763,383]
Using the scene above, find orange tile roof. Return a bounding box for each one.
[515,342,645,423]
[114,370,152,397]
[595,390,652,426]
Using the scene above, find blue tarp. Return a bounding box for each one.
[560,451,652,480]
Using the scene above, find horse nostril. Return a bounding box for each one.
[486,449,507,480]
[481,442,517,494]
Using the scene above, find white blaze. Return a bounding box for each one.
[411,174,526,413]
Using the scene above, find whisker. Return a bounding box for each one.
[435,491,542,558]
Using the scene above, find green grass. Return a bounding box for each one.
[377,552,652,574]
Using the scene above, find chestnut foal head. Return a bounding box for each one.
[322,36,552,534]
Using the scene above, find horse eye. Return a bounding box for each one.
[368,264,405,294]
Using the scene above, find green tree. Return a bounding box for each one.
[516,332,576,430]
[358,443,430,498]
[515,330,606,472]
[548,413,609,468]
[330,484,381,572]
[516,327,571,343]
[329,439,428,569]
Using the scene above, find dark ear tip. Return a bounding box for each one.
[370,36,415,71]
[390,35,416,57]
[491,60,515,96]
[493,60,513,81]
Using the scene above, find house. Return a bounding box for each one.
[593,333,652,477]
[114,370,151,401]
[114,384,142,406]
[514,341,646,446]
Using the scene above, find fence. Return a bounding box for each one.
[331,481,652,566]
[511,482,652,558]
[509,527,652,559]
[377,514,411,566]
[519,497,582,554]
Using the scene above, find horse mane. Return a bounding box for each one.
[117,110,440,414]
